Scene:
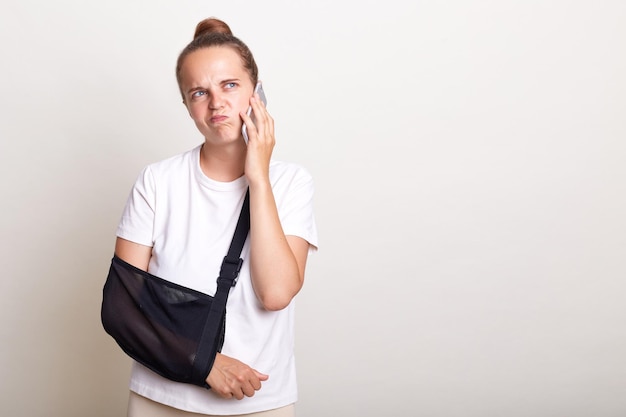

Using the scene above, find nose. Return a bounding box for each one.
[208,90,225,110]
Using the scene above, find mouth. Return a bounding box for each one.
[210,114,228,124]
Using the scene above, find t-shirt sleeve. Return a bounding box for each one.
[278,166,319,252]
[116,166,156,247]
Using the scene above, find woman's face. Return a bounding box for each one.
[179,46,254,144]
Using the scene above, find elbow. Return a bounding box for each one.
[257,289,299,311]
[259,294,293,311]
[251,265,305,311]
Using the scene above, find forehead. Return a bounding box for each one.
[179,46,248,85]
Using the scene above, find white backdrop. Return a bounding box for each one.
[1,1,625,416]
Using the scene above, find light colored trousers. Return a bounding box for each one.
[127,391,296,417]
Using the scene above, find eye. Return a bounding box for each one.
[225,82,237,89]
[191,90,207,99]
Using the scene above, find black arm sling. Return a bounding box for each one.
[101,189,250,388]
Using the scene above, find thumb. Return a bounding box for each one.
[254,370,269,381]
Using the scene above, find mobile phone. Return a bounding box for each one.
[242,82,268,144]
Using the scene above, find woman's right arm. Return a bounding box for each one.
[115,236,267,399]
[114,237,152,271]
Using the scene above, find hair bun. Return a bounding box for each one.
[193,17,233,39]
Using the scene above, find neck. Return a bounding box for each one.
[199,142,246,182]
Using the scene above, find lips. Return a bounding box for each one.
[210,115,228,124]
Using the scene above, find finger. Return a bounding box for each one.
[249,98,265,132]
[239,111,253,131]
[241,381,257,398]
[249,376,262,391]
[251,94,266,111]
[239,112,257,142]
[254,370,269,381]
[233,388,245,400]
[254,91,266,106]
[254,104,273,141]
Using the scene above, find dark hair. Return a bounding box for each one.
[175,18,259,97]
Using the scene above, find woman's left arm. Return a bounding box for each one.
[242,94,311,311]
[249,183,310,311]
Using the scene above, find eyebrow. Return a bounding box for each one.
[186,86,205,96]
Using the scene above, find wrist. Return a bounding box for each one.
[246,174,271,191]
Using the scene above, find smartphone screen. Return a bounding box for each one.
[242,82,267,143]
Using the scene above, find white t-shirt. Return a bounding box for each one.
[116,144,318,415]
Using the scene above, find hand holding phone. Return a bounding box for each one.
[242,82,268,144]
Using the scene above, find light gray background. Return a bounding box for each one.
[1,1,625,416]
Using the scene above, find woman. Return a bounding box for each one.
[115,17,318,416]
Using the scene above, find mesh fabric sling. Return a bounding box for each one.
[101,189,250,388]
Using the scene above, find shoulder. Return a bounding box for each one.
[147,145,199,171]
[269,160,315,203]
[140,145,200,179]
[269,160,314,184]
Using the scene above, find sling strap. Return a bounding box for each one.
[192,188,251,385]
